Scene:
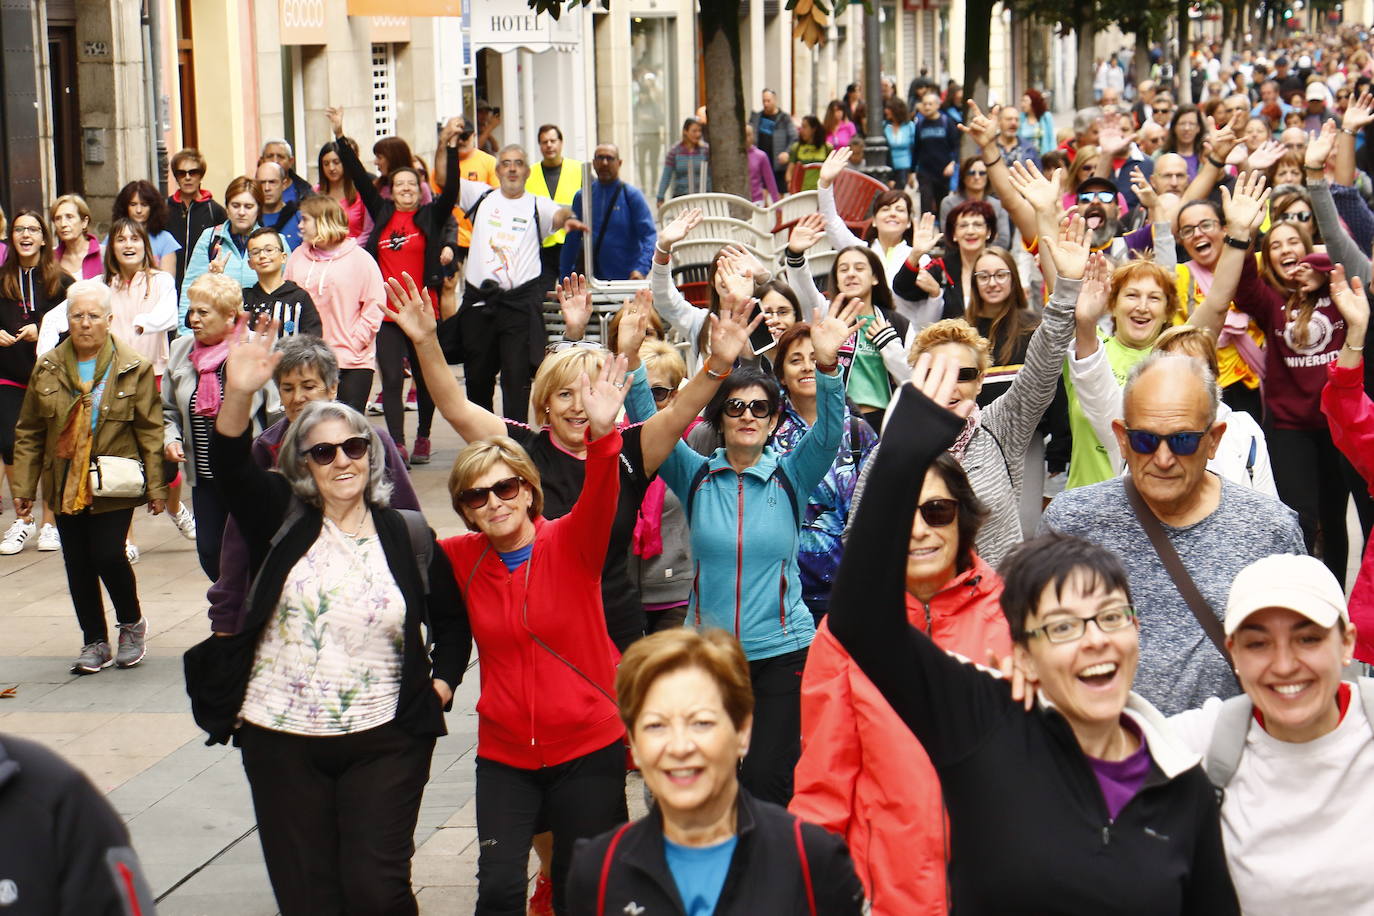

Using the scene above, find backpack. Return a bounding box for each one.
[684,460,800,524]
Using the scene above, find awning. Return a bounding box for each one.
[346,0,462,14]
[469,0,581,53]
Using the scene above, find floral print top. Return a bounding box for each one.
[240,519,407,735]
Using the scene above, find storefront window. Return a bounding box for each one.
[630,16,677,195]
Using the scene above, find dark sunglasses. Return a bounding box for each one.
[650,386,674,403]
[457,475,525,510]
[301,436,369,466]
[1077,191,1117,205]
[173,168,204,179]
[723,398,774,419]
[1278,210,1313,223]
[1125,428,1208,456]
[916,498,959,527]
[956,367,980,382]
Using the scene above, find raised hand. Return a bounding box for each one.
[1097,122,1130,157]
[1220,170,1271,236]
[658,208,703,249]
[325,105,344,138]
[818,146,851,189]
[715,257,755,307]
[223,317,282,397]
[616,289,653,358]
[1342,90,1374,132]
[718,244,769,282]
[1129,167,1158,212]
[906,210,937,258]
[1040,214,1092,281]
[907,350,976,419]
[706,291,765,371]
[384,272,439,342]
[1204,112,1242,163]
[1329,264,1371,331]
[1245,139,1285,171]
[787,212,826,254]
[579,353,631,440]
[1007,160,1064,218]
[1075,252,1112,326]
[957,101,998,149]
[1305,118,1338,170]
[556,273,593,340]
[810,296,864,368]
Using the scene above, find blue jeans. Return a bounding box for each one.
[191,483,227,581]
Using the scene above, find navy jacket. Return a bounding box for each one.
[914,112,961,177]
[560,179,657,280]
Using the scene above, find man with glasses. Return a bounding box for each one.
[241,227,321,339]
[559,143,656,281]
[253,160,302,249]
[1041,352,1305,715]
[1150,92,1175,130]
[166,148,226,292]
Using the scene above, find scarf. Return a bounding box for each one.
[55,338,115,514]
[948,403,983,461]
[1187,261,1267,382]
[189,330,234,417]
[633,417,703,558]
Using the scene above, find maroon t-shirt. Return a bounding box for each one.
[376,210,428,321]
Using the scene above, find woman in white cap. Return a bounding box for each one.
[1168,552,1374,916]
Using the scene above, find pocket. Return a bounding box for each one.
[102,388,136,422]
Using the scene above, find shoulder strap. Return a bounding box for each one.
[1203,693,1256,788]
[396,509,433,594]
[466,188,497,223]
[848,416,863,465]
[684,461,713,522]
[1123,476,1235,673]
[792,817,817,916]
[597,822,633,915]
[1246,436,1257,480]
[591,182,625,264]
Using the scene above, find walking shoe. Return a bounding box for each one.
[125,541,140,565]
[367,394,385,415]
[0,518,35,555]
[169,503,197,540]
[115,618,148,668]
[72,640,114,674]
[405,387,419,410]
[410,437,432,465]
[36,523,60,551]
[397,444,410,468]
[527,873,554,916]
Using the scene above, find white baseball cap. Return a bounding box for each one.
[1224,554,1349,635]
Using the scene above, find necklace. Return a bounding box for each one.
[328,504,370,537]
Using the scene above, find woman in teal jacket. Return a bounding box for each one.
[623,287,860,806]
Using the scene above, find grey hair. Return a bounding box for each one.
[276,401,392,508]
[261,138,294,159]
[67,278,113,315]
[496,144,529,165]
[1122,351,1219,427]
[1075,107,1103,134]
[273,334,340,389]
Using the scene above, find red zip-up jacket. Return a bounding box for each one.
[441,428,624,769]
[1321,360,1374,662]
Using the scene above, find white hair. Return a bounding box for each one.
[261,138,294,159]
[67,279,112,315]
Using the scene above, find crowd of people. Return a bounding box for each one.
[10,21,1374,916]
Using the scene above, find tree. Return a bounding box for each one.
[1016,0,1101,109]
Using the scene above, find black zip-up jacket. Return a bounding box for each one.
[167,193,228,290]
[893,247,973,318]
[242,279,323,338]
[0,272,71,385]
[567,789,866,915]
[0,734,157,915]
[185,429,472,745]
[336,137,460,292]
[827,384,1240,915]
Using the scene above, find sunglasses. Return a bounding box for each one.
[457,475,524,510]
[966,168,988,177]
[1124,428,1209,456]
[916,498,959,527]
[723,398,774,419]
[1077,191,1117,205]
[1278,210,1313,223]
[173,168,204,179]
[650,386,674,403]
[955,367,980,382]
[301,436,369,466]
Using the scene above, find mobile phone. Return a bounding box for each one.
[749,300,775,355]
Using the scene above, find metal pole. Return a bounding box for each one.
[862,9,891,184]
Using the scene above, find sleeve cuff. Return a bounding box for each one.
[1329,359,1366,386]
[586,426,624,457]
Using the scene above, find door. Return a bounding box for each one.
[47,26,81,196]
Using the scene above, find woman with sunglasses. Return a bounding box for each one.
[939,155,1012,250]
[621,296,863,806]
[166,149,227,290]
[204,322,468,916]
[827,351,1238,915]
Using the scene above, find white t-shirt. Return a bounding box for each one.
[460,182,555,290]
[1169,686,1374,916]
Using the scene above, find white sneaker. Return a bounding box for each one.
[125,541,140,565]
[169,503,196,540]
[36,524,59,551]
[0,519,36,555]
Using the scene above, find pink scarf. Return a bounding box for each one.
[634,417,703,558]
[949,404,982,461]
[189,334,233,417]
[1187,262,1266,381]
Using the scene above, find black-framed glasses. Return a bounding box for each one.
[916,498,959,527]
[1278,210,1313,223]
[956,367,980,382]
[301,436,369,466]
[248,245,282,257]
[723,398,773,419]
[1026,606,1137,643]
[1178,218,1221,240]
[650,386,674,403]
[1124,428,1209,456]
[457,475,524,510]
[173,168,204,179]
[1077,191,1117,205]
[10,225,43,236]
[973,269,1012,285]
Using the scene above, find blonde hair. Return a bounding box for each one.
[187,273,244,322]
[1154,325,1219,378]
[908,318,992,373]
[299,195,350,249]
[530,346,607,423]
[448,436,544,526]
[50,194,90,230]
[639,339,686,389]
[616,628,753,732]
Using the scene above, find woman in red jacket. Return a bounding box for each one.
[439,352,630,916]
[790,452,1011,914]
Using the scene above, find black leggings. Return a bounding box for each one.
[0,384,23,464]
[335,368,374,415]
[741,646,808,806]
[240,721,435,916]
[474,739,626,915]
[459,296,534,424]
[1267,425,1355,586]
[56,507,140,644]
[190,483,226,581]
[376,321,434,446]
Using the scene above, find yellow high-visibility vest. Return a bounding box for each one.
[525,158,582,247]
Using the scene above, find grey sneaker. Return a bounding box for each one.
[115,619,147,668]
[72,640,114,674]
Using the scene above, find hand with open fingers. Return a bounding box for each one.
[557,273,593,338]
[1076,252,1113,326]
[707,292,763,371]
[810,296,864,368]
[326,106,344,137]
[224,317,283,397]
[1007,160,1063,218]
[580,353,631,440]
[1129,167,1158,211]
[1343,91,1374,132]
[1329,264,1371,329]
[1097,123,1130,157]
[909,211,940,258]
[957,101,998,149]
[907,350,976,419]
[616,289,653,357]
[658,207,703,249]
[1041,214,1092,281]
[787,212,826,254]
[385,272,438,341]
[915,268,942,297]
[716,258,755,307]
[1245,139,1284,171]
[818,146,851,188]
[1204,114,1240,162]
[985,650,1036,711]
[1305,118,1338,170]
[721,244,768,281]
[864,309,891,342]
[1221,171,1271,235]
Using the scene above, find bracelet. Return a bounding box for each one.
[1342,127,1358,136]
[1304,163,1326,172]
[1223,235,1251,250]
[704,362,732,380]
[1344,342,1366,352]
[815,361,839,374]
[1207,155,1226,170]
[982,154,1003,168]
[655,241,671,255]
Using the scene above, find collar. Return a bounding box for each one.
[1035,690,1202,779]
[172,188,214,204]
[616,787,758,882]
[705,445,782,481]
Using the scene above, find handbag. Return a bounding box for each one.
[89,456,146,498]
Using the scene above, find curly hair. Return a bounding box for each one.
[907,318,992,373]
[1109,259,1180,330]
[113,180,169,236]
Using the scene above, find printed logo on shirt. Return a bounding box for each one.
[1278,307,1338,359]
[0,879,17,906]
[384,229,420,251]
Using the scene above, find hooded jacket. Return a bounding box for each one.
[242,279,323,338]
[791,556,1010,914]
[179,220,292,336]
[1322,360,1374,663]
[283,237,386,371]
[166,190,227,288]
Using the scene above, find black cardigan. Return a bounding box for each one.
[567,789,865,915]
[336,137,461,292]
[893,248,970,318]
[191,428,471,745]
[827,385,1239,915]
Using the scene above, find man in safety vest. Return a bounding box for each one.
[526,123,583,285]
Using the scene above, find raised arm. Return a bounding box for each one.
[963,103,1040,246]
[1190,171,1271,337]
[566,354,629,573]
[816,148,865,251]
[1335,91,1374,187]
[1305,121,1372,283]
[327,107,387,220]
[783,212,832,319]
[1181,112,1243,204]
[778,298,861,496]
[1005,159,1067,289]
[649,207,709,345]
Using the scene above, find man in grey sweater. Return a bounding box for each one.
[1041,352,1305,715]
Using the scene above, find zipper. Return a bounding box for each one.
[778,560,788,632]
[734,476,744,639]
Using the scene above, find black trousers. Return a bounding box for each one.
[741,646,808,806]
[56,507,140,644]
[1221,381,1264,422]
[1268,425,1354,586]
[239,721,436,916]
[474,739,626,915]
[190,483,226,581]
[916,169,948,216]
[458,296,534,424]
[377,322,434,445]
[336,368,375,415]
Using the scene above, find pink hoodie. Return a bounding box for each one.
[284,236,385,370]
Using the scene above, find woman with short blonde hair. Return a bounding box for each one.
[51,194,101,280]
[447,435,544,525]
[297,195,351,249]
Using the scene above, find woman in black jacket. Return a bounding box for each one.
[568,628,865,915]
[326,106,460,465]
[166,148,227,292]
[827,351,1239,915]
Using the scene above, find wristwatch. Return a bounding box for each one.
[1223,235,1251,250]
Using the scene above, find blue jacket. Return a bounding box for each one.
[178,220,292,336]
[883,121,916,171]
[625,364,845,659]
[560,179,657,280]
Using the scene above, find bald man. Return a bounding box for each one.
[560,143,657,281]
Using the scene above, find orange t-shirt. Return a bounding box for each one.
[432,148,499,247]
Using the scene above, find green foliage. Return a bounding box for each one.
[527,0,595,19]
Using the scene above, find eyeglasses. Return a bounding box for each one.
[973,269,1012,285]
[457,475,524,510]
[966,168,988,177]
[68,312,106,325]
[955,367,980,382]
[915,498,959,527]
[301,436,370,466]
[1278,210,1313,223]
[1077,191,1117,205]
[592,154,618,162]
[173,168,204,179]
[248,245,282,257]
[1026,606,1137,643]
[650,386,674,403]
[723,398,773,419]
[10,225,42,236]
[1124,428,1210,456]
[1178,218,1221,239]
[761,307,794,319]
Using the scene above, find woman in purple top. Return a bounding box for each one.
[744,124,781,205]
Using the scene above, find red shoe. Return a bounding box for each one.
[397,444,410,468]
[528,873,554,916]
[410,436,431,465]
